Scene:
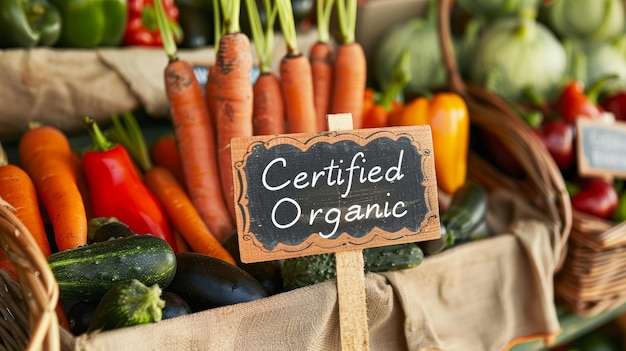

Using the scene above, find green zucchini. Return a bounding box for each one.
[281,242,424,290]
[87,279,164,332]
[420,180,488,255]
[48,234,177,301]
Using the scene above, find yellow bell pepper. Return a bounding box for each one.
[390,92,469,195]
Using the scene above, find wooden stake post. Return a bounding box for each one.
[329,114,371,351]
[230,113,440,350]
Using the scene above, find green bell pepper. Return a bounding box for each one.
[0,0,62,48]
[49,0,128,48]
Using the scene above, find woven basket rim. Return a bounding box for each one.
[0,197,60,351]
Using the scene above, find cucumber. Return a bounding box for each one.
[87,279,165,332]
[420,180,488,255]
[441,180,488,242]
[281,242,424,290]
[165,252,268,312]
[48,234,177,301]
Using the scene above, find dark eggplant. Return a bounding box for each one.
[66,300,99,335]
[161,291,192,320]
[165,252,268,312]
[222,232,283,295]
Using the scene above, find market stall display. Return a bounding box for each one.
[2,0,626,350]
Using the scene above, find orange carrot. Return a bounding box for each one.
[204,0,221,132]
[276,0,317,133]
[150,135,187,189]
[212,0,254,223]
[0,141,51,257]
[253,73,286,135]
[156,0,235,241]
[174,229,191,253]
[310,0,336,131]
[310,42,333,132]
[330,0,367,129]
[246,0,286,135]
[145,166,236,264]
[70,151,93,220]
[18,126,87,251]
[0,166,52,257]
[205,65,219,132]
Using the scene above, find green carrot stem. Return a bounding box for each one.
[155,0,177,61]
[317,0,335,44]
[220,0,241,34]
[106,112,153,173]
[276,0,299,55]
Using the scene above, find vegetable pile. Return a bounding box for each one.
[0,0,182,49]
[373,0,626,223]
[0,0,497,336]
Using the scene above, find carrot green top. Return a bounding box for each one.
[336,0,357,44]
[220,0,241,35]
[245,0,277,73]
[276,0,299,56]
[155,0,178,61]
[317,0,336,44]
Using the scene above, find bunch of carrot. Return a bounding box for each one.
[149,0,368,246]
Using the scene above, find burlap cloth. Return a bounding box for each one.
[56,189,562,351]
[0,31,319,144]
[0,47,215,143]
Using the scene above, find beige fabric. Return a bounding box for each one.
[58,189,562,351]
[0,30,321,145]
[0,47,213,143]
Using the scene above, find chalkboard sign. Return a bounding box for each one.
[231,126,440,263]
[577,118,626,178]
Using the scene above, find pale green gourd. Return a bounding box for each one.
[470,15,567,102]
[542,0,625,43]
[374,0,447,95]
[456,0,539,19]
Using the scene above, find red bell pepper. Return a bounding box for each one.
[82,117,178,251]
[600,90,626,121]
[534,118,576,173]
[569,178,619,220]
[122,0,182,47]
[554,80,603,124]
[554,75,617,124]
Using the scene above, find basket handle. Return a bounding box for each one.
[437,0,466,97]
[435,0,572,271]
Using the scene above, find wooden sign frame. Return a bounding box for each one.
[231,122,440,264]
[577,118,626,178]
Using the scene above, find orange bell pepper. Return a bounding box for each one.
[391,92,469,195]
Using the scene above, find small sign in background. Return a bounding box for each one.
[577,118,626,178]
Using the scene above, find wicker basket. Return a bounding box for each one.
[555,211,626,316]
[0,197,60,351]
[437,0,572,271]
[440,0,626,318]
